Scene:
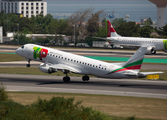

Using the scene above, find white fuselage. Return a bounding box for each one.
[107,37,166,51]
[16,44,138,79]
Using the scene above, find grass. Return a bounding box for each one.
[7,92,167,120]
[0,54,25,62]
[0,67,93,77]
[0,67,166,80]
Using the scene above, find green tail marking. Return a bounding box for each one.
[163,40,167,50]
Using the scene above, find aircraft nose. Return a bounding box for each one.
[15,48,21,55]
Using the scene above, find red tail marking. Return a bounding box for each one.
[107,20,116,37]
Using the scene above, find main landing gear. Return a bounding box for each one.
[63,76,70,83]
[82,75,89,81]
[62,71,89,83]
[63,70,70,83]
[26,59,31,67]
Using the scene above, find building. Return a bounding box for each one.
[0,0,47,18]
[148,0,167,29]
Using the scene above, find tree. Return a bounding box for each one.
[13,17,34,34]
[66,7,104,43]
[87,13,100,37]
[12,33,31,44]
[66,7,94,42]
[115,22,140,37]
[140,26,153,37]
[112,18,126,28]
[46,19,67,35]
[157,24,167,37]
[145,17,153,26]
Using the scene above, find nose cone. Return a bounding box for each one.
[15,48,21,56]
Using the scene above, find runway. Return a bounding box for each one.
[1,74,167,99]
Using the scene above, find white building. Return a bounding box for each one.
[0,0,47,18]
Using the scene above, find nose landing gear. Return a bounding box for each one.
[26,59,31,67]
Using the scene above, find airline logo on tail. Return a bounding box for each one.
[106,20,120,37]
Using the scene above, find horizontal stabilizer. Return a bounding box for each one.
[140,71,164,75]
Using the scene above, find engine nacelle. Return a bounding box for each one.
[39,63,57,74]
[145,46,156,54]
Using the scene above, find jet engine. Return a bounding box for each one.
[39,63,57,74]
[145,46,156,54]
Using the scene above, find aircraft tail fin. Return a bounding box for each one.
[122,47,147,72]
[106,20,121,37]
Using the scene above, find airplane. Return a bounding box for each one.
[15,44,163,82]
[95,20,167,54]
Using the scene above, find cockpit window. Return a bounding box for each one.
[21,46,24,49]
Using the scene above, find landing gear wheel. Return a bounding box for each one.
[153,50,156,54]
[26,59,31,67]
[82,75,89,81]
[26,64,30,67]
[63,76,70,83]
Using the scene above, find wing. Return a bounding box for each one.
[93,37,108,40]
[50,64,80,74]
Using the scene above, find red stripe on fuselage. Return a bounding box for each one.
[112,65,141,74]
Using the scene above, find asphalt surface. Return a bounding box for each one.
[1,74,167,99]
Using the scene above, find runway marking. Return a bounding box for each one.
[6,85,167,99]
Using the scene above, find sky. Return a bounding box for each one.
[45,0,167,23]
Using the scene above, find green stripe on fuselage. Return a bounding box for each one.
[106,59,143,75]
